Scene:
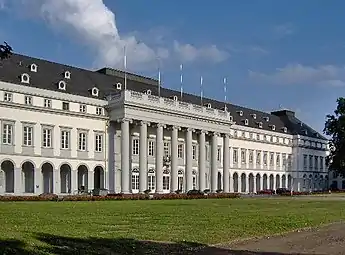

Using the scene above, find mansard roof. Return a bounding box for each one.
[0,53,327,140]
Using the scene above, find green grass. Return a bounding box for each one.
[0,197,345,254]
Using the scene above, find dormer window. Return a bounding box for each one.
[30,64,37,72]
[145,89,152,95]
[237,110,243,116]
[303,130,308,135]
[116,83,122,90]
[173,95,178,101]
[229,116,233,122]
[251,113,257,119]
[258,122,263,128]
[91,87,99,97]
[58,80,66,90]
[207,103,212,108]
[21,73,30,84]
[64,71,71,79]
[283,127,287,133]
[244,119,249,125]
[315,133,319,138]
[263,116,269,122]
[271,125,276,131]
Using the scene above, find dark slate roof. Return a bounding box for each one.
[0,53,327,141]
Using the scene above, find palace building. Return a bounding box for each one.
[0,53,329,195]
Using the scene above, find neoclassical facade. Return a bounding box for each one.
[0,53,329,195]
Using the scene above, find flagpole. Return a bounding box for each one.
[180,64,183,100]
[124,45,127,90]
[223,77,227,111]
[158,58,161,97]
[200,76,203,106]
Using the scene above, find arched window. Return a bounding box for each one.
[131,168,139,190]
[163,169,170,191]
[303,174,307,188]
[178,169,184,191]
[147,168,155,191]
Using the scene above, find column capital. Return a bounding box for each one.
[196,129,208,135]
[212,131,220,137]
[222,133,231,138]
[117,118,133,124]
[139,120,151,126]
[169,125,181,131]
[154,123,166,128]
[186,127,195,132]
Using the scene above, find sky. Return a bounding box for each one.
[0,0,344,134]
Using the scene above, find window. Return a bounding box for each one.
[270,152,274,166]
[96,107,103,115]
[116,83,122,89]
[21,73,30,83]
[263,152,268,166]
[207,103,211,108]
[4,92,12,102]
[95,134,103,152]
[249,150,254,164]
[205,145,209,161]
[217,148,221,161]
[288,154,292,168]
[314,156,319,170]
[44,99,52,108]
[178,170,184,191]
[24,96,32,105]
[64,71,71,79]
[258,122,263,128]
[303,154,308,170]
[320,157,324,170]
[271,125,276,131]
[132,138,139,155]
[256,134,260,140]
[23,126,33,146]
[62,102,69,111]
[192,145,197,160]
[42,128,52,148]
[91,87,99,97]
[163,142,170,157]
[282,154,287,166]
[241,149,246,164]
[256,151,261,165]
[178,144,184,158]
[163,170,170,190]
[276,154,281,167]
[233,149,238,164]
[238,111,243,116]
[147,169,155,191]
[58,81,66,90]
[173,95,178,101]
[80,104,86,113]
[61,130,70,149]
[283,127,287,133]
[78,132,87,151]
[131,169,139,190]
[2,123,13,145]
[145,89,152,95]
[30,64,37,72]
[309,155,313,169]
[148,140,154,156]
[192,172,197,189]
[250,133,254,139]
[244,119,249,125]
[251,113,257,119]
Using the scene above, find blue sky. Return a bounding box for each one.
[1,0,344,133]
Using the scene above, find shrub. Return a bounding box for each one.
[216,189,222,193]
[187,189,204,196]
[38,193,58,201]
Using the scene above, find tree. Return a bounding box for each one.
[324,97,345,177]
[0,41,13,61]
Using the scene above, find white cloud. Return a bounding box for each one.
[0,0,229,70]
[249,64,345,86]
[273,23,294,39]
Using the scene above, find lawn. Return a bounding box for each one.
[1,197,345,254]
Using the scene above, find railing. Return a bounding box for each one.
[108,90,232,122]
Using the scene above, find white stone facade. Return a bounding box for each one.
[0,80,329,195]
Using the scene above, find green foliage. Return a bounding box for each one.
[324,97,345,176]
[0,41,13,60]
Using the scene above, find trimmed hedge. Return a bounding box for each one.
[0,192,240,202]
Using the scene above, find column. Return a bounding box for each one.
[229,175,234,192]
[34,168,42,194]
[185,128,193,192]
[155,123,164,193]
[238,176,242,193]
[53,169,60,194]
[88,171,94,191]
[139,121,148,193]
[121,119,130,194]
[14,168,22,194]
[211,132,218,193]
[198,130,206,192]
[246,176,250,193]
[253,175,257,193]
[260,176,264,191]
[222,134,230,193]
[71,170,77,194]
[170,126,179,192]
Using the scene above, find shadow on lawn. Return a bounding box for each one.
[0,234,321,255]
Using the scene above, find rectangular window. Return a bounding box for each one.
[270,152,274,166]
[241,149,246,164]
[42,128,52,148]
[233,149,238,164]
[263,152,268,166]
[148,140,154,156]
[303,155,308,169]
[78,132,87,151]
[132,138,139,155]
[131,174,139,190]
[24,95,33,105]
[61,130,70,149]
[276,154,281,167]
[309,155,313,169]
[320,157,324,170]
[178,176,184,191]
[192,176,197,190]
[148,175,155,191]
[163,142,170,157]
[249,150,253,164]
[2,123,13,145]
[192,145,197,160]
[79,104,86,113]
[44,99,52,108]
[23,126,33,146]
[256,151,261,165]
[288,154,292,168]
[282,154,287,166]
[4,92,12,102]
[314,156,319,170]
[163,176,170,190]
[96,107,103,115]
[178,144,184,158]
[62,102,69,111]
[95,134,103,152]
